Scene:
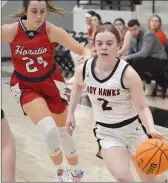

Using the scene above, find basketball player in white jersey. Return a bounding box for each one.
[66,24,167,182]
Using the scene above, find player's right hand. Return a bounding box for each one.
[66,113,76,136]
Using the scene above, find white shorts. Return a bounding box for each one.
[93,116,150,158]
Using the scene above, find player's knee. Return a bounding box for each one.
[59,127,77,157]
[37,117,61,156]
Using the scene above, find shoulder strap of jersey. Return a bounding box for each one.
[11,19,24,40]
[82,60,89,82]
[121,63,130,89]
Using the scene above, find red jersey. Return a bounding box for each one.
[88,27,93,37]
[10,17,68,114]
[10,17,55,78]
[155,29,167,46]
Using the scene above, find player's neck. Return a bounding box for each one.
[97,57,117,71]
[23,20,39,31]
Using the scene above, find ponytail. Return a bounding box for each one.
[3,8,25,19]
[4,0,70,20]
[46,1,71,20]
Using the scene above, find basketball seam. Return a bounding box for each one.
[136,141,159,157]
[137,140,167,158]
[136,145,157,158]
[162,149,168,161]
[156,149,168,175]
[145,142,168,161]
[156,150,168,175]
[142,143,164,172]
[144,142,168,175]
[161,149,168,161]
[156,150,162,175]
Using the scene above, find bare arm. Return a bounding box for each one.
[68,64,85,115]
[2,23,17,43]
[66,64,86,135]
[118,30,132,56]
[123,66,155,130]
[2,24,11,42]
[47,22,91,57]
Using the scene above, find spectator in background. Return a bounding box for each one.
[91,13,102,38]
[85,10,96,38]
[114,18,132,57]
[86,13,102,47]
[87,13,102,57]
[148,14,167,46]
[122,19,168,95]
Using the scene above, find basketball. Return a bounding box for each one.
[135,139,168,176]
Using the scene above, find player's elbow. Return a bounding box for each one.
[136,104,149,115]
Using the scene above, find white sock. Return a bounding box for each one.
[56,161,65,173]
[70,164,81,176]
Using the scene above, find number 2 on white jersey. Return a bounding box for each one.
[22,56,48,73]
[97,98,112,111]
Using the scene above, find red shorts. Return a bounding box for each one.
[10,64,68,114]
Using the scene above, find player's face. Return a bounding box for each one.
[149,17,160,30]
[94,31,119,58]
[26,1,47,28]
[114,20,125,32]
[128,25,140,38]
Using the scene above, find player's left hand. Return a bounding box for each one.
[147,128,164,140]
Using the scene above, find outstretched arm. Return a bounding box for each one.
[48,22,91,57]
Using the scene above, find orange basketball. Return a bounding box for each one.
[135,139,168,176]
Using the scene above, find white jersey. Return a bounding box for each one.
[83,58,137,125]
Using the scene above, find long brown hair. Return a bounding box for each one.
[5,0,69,19]
[148,14,162,30]
[93,24,121,44]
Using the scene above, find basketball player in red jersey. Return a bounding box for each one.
[2,0,90,181]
